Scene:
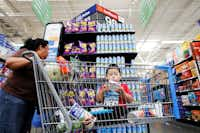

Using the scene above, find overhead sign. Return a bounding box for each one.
[72,4,124,24]
[140,0,157,26]
[32,0,52,25]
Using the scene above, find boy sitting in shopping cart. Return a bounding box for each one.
[96,64,133,105]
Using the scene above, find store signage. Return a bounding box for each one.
[140,0,157,26]
[32,0,52,25]
[72,4,96,22]
[44,23,63,61]
[72,4,124,23]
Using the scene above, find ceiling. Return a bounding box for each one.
[0,0,200,64]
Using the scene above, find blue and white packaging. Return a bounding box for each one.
[142,124,147,133]
[137,125,142,133]
[132,125,137,133]
[117,125,122,133]
[112,126,117,133]
[126,125,132,133]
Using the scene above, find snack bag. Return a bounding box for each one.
[65,23,72,33]
[87,89,95,105]
[71,22,80,32]
[68,90,76,106]
[87,21,96,32]
[63,43,73,55]
[69,103,96,129]
[79,41,88,53]
[79,88,87,106]
[89,65,96,78]
[87,42,96,54]
[70,45,82,54]
[80,21,88,32]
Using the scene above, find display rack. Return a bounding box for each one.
[173,41,200,125]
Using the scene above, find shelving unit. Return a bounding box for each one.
[63,52,137,63]
[173,41,200,126]
[176,76,198,84]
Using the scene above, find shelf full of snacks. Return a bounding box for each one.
[60,22,137,64]
[171,40,200,125]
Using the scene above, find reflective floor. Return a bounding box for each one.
[150,121,200,133]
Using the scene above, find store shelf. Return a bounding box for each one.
[173,56,193,67]
[177,118,200,126]
[183,104,200,109]
[128,116,174,124]
[63,52,138,63]
[64,31,135,36]
[176,76,198,84]
[176,88,200,93]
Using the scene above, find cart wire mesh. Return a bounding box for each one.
[26,51,174,133]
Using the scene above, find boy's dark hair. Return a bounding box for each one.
[106,64,121,75]
[20,38,48,51]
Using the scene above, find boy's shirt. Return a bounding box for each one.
[98,83,133,105]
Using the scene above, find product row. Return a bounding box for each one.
[175,60,198,81]
[180,92,200,106]
[64,21,134,33]
[65,21,96,33]
[176,79,200,92]
[96,124,147,133]
[177,97,200,121]
[63,41,96,55]
[96,34,136,53]
[97,23,134,33]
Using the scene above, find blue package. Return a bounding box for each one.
[112,126,117,133]
[142,124,147,133]
[126,125,132,133]
[132,125,137,133]
[117,126,122,133]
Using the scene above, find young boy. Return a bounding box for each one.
[96,64,133,105]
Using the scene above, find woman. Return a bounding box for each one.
[0,38,49,133]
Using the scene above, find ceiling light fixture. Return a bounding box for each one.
[161,40,184,44]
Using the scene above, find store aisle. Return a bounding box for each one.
[150,121,200,133]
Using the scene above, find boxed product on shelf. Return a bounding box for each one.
[191,41,200,61]
[181,41,191,58]
[191,110,200,121]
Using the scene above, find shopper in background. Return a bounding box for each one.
[96,64,133,104]
[0,38,49,133]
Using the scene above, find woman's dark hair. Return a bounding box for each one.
[106,64,121,75]
[20,38,48,51]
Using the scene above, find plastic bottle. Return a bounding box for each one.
[126,125,132,133]
[108,36,112,53]
[113,56,117,64]
[97,24,101,32]
[117,125,122,133]
[137,125,142,133]
[112,126,117,133]
[132,125,137,133]
[142,124,147,133]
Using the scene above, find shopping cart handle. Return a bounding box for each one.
[22,50,39,62]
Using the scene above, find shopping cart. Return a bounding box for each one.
[24,51,174,133]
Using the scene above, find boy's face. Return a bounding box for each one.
[106,68,121,82]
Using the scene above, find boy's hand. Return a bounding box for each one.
[115,86,125,95]
[101,84,110,93]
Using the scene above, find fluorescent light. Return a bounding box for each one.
[137,41,159,51]
[161,40,184,44]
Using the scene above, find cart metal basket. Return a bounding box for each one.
[25,51,174,133]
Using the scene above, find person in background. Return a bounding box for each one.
[96,64,133,104]
[0,38,49,133]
